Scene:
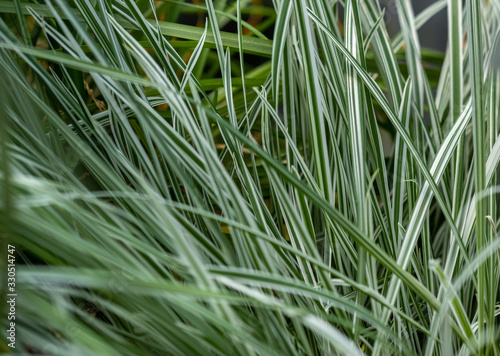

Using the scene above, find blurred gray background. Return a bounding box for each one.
[380,0,448,51]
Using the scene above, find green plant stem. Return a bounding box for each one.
[467,0,487,352]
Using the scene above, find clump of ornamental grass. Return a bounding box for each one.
[0,0,499,355]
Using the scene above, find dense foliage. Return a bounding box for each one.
[0,0,499,354]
